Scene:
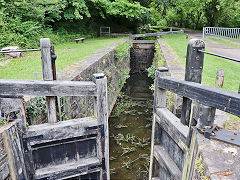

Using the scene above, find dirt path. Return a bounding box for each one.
[188,32,240,61]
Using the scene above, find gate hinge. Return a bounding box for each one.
[198,125,240,147]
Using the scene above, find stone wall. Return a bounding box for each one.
[130,40,155,73]
[62,39,131,119]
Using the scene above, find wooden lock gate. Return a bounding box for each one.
[0,38,110,180]
[149,39,240,179]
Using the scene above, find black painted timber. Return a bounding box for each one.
[157,77,240,117]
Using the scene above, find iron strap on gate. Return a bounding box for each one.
[197,49,240,63]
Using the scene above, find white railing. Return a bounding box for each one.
[203,27,240,40]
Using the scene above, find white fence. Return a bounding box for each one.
[203,27,240,40]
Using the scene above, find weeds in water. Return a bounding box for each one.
[110,93,137,117]
[111,133,151,148]
[110,156,117,161]
[121,146,136,156]
[110,168,116,175]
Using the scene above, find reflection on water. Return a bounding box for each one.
[109,72,154,180]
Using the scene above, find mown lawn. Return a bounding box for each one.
[0,37,127,80]
[163,33,240,129]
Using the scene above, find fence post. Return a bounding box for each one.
[93,73,110,180]
[238,83,240,94]
[181,39,205,126]
[216,69,225,88]
[40,38,57,124]
[202,27,205,39]
[149,67,168,179]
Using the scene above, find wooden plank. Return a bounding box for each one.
[0,133,10,179]
[93,73,110,180]
[131,31,183,38]
[25,117,98,145]
[0,122,28,180]
[155,108,188,145]
[0,79,97,97]
[157,77,240,117]
[35,157,101,180]
[154,145,182,180]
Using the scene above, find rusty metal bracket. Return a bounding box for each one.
[198,125,240,147]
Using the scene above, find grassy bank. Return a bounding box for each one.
[0,37,127,80]
[208,38,240,49]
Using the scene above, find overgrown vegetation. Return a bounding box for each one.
[147,41,165,79]
[0,0,149,49]
[1,0,239,51]
[115,41,131,62]
[26,96,47,125]
[150,0,240,30]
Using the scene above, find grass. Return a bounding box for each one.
[208,38,240,49]
[163,33,240,130]
[0,37,127,80]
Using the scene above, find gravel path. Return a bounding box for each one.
[188,32,240,61]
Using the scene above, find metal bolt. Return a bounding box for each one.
[230,138,235,141]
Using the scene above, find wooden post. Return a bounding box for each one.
[149,67,168,179]
[195,104,216,131]
[93,73,110,180]
[216,69,225,88]
[238,83,240,94]
[181,39,205,126]
[153,67,168,111]
[40,38,57,124]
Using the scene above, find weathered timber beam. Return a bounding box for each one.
[25,117,98,145]
[35,157,101,179]
[0,79,97,97]
[154,145,182,180]
[157,77,240,117]
[155,108,188,145]
[131,31,183,38]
